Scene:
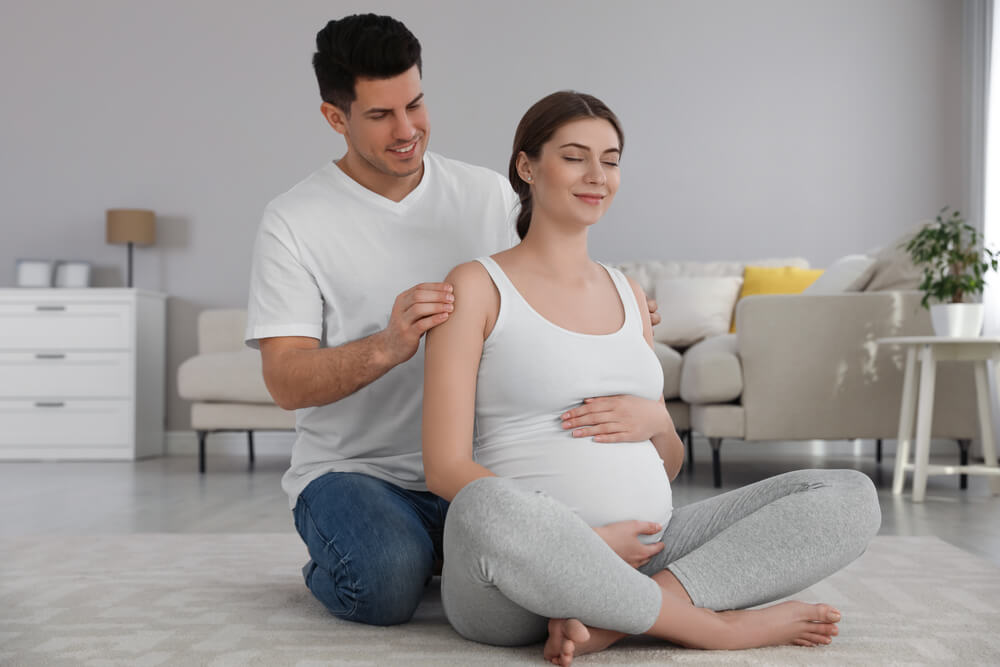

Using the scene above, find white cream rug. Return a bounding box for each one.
[2,534,999,666]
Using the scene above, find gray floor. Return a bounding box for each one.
[2,437,999,567]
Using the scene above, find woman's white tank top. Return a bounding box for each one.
[472,256,672,542]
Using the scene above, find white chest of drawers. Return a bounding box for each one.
[0,288,166,460]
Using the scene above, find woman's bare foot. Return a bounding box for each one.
[542,618,590,666]
[715,601,841,649]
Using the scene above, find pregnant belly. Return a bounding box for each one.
[475,439,673,543]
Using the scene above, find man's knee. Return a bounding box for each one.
[304,546,430,626]
[294,473,439,626]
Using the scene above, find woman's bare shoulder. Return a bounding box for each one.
[438,260,500,335]
[445,260,493,289]
[445,261,499,309]
[623,273,648,304]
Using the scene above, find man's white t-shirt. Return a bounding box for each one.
[246,151,519,509]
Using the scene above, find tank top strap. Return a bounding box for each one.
[474,256,515,296]
[601,263,643,333]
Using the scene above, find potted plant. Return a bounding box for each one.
[903,207,999,337]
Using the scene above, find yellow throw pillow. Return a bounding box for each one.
[729,266,824,332]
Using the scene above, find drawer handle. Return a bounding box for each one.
[35,401,65,408]
[35,353,66,360]
[36,305,66,311]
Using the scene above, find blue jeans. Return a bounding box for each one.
[292,472,449,626]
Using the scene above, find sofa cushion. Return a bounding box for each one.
[615,257,810,296]
[690,404,746,438]
[738,266,824,298]
[198,309,250,354]
[803,255,877,294]
[652,277,743,347]
[653,341,682,400]
[178,349,274,403]
[850,225,925,291]
[680,333,743,404]
[730,266,824,332]
[191,402,295,431]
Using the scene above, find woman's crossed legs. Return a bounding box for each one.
[441,469,880,664]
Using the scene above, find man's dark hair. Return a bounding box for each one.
[313,14,422,115]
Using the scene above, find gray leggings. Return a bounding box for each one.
[441,469,881,646]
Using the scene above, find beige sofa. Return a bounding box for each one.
[617,256,977,488]
[177,309,294,472]
[615,257,813,469]
[177,257,977,483]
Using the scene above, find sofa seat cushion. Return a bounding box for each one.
[178,349,273,403]
[680,334,742,404]
[653,341,682,400]
[691,404,745,438]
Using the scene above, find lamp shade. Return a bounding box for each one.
[106,209,156,245]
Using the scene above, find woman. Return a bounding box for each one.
[422,91,880,665]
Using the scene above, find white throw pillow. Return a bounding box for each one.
[803,255,877,294]
[653,277,744,348]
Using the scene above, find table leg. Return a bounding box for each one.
[976,359,1000,495]
[892,346,918,495]
[912,345,937,503]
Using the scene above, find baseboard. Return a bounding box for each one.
[165,431,972,459]
[686,436,973,458]
[166,430,296,457]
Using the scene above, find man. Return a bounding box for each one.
[246,14,661,626]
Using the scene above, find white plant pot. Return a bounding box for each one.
[930,303,985,337]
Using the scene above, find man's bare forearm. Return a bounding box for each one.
[265,331,399,410]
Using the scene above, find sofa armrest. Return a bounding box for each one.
[734,291,976,440]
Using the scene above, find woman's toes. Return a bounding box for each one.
[802,632,833,645]
[813,604,841,623]
[808,622,838,636]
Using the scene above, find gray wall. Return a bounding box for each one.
[0,0,965,430]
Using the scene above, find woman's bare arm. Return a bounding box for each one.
[422,262,499,501]
[627,276,686,480]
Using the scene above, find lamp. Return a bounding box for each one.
[106,209,156,288]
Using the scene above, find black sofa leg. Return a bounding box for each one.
[709,437,723,488]
[957,439,971,489]
[248,430,256,470]
[876,438,882,464]
[198,430,207,474]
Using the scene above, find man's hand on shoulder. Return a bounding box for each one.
[647,296,660,327]
[378,282,455,366]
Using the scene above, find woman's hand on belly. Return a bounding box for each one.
[593,520,666,568]
[561,394,670,443]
